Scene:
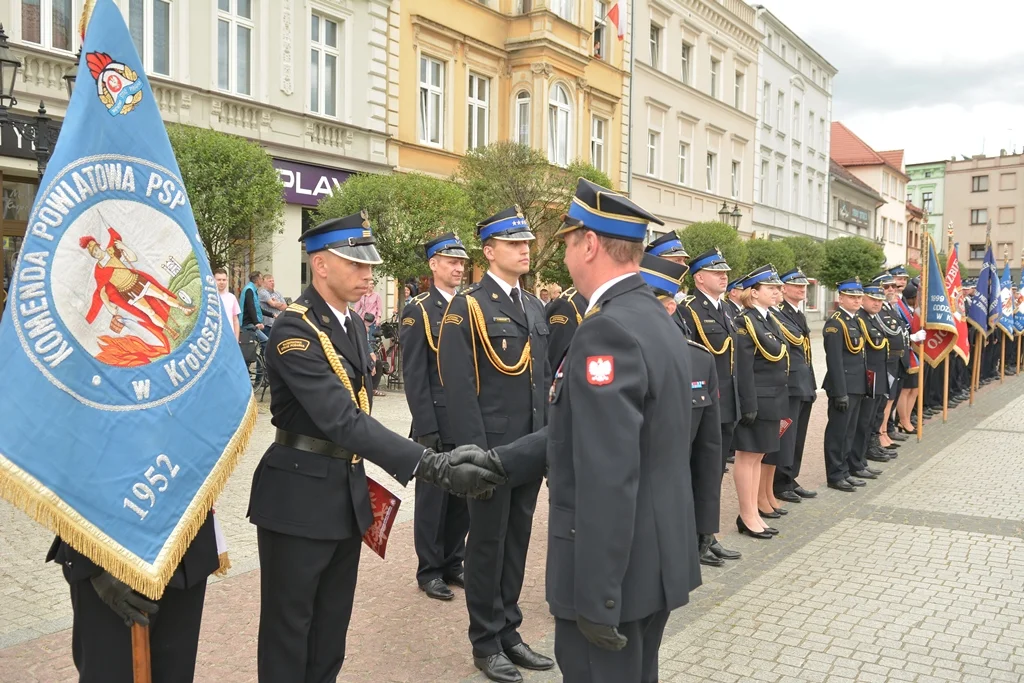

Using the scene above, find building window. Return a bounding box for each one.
[647,131,660,177]
[467,73,490,150]
[760,159,768,202]
[591,116,606,172]
[1001,172,1017,191]
[880,217,887,241]
[796,54,802,71]
[706,152,717,192]
[807,111,814,147]
[548,84,572,166]
[775,164,783,206]
[816,181,823,218]
[418,55,445,146]
[593,1,607,59]
[791,171,799,211]
[924,170,933,178]
[734,71,744,109]
[897,222,903,245]
[781,43,786,61]
[819,117,825,150]
[217,0,253,96]
[806,178,813,215]
[762,82,770,125]
[969,243,986,260]
[776,91,785,131]
[731,161,740,198]
[649,24,662,69]
[680,43,691,85]
[710,58,720,98]
[922,191,933,212]
[678,143,689,185]
[997,241,1014,257]
[999,206,1015,224]
[515,91,530,146]
[972,175,989,192]
[792,101,800,142]
[21,0,75,51]
[550,0,573,20]
[129,0,171,76]
[812,66,817,82]
[309,13,340,117]
[970,208,988,225]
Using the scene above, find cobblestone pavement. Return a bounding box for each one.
[2,375,1023,682]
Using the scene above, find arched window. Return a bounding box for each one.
[548,84,571,166]
[515,91,531,146]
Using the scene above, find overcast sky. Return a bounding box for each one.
[757,0,1024,165]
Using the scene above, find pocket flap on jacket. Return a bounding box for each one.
[550,505,576,541]
[265,447,331,479]
[483,415,509,434]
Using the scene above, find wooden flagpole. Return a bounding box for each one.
[131,623,152,683]
[917,234,930,442]
[1000,335,1006,383]
[970,333,981,404]
[942,357,949,422]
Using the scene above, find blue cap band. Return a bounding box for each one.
[426,237,462,259]
[479,215,530,241]
[838,282,864,293]
[647,238,684,257]
[303,227,369,253]
[690,253,726,273]
[864,286,885,297]
[567,201,648,241]
[743,270,778,288]
[640,269,682,298]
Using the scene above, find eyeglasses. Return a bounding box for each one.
[883,284,897,289]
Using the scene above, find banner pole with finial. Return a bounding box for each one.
[917,233,927,442]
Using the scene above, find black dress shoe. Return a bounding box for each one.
[890,431,909,441]
[505,643,554,671]
[867,452,891,463]
[793,486,818,498]
[700,549,725,566]
[474,653,523,682]
[852,469,878,480]
[443,570,465,588]
[420,578,454,601]
[736,516,772,539]
[777,490,802,503]
[726,453,735,464]
[846,476,867,486]
[773,506,789,515]
[828,480,855,492]
[758,508,781,519]
[709,539,741,560]
[865,466,883,475]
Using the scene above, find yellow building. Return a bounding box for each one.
[388,0,632,189]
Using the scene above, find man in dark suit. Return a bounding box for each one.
[248,212,504,683]
[46,514,219,683]
[544,285,588,368]
[772,269,818,503]
[726,279,744,318]
[495,179,706,683]
[851,285,892,481]
[401,232,473,601]
[437,206,553,682]
[682,248,742,565]
[821,278,868,492]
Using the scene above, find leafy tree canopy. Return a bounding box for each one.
[743,239,796,278]
[819,237,887,289]
[777,236,825,280]
[678,221,747,288]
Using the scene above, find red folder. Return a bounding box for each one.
[866,370,876,399]
[362,476,401,559]
[779,418,793,437]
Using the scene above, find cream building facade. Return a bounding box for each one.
[629,0,761,237]
[2,0,395,303]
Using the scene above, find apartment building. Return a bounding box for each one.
[906,160,945,247]
[946,152,1024,275]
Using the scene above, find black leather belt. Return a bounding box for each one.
[274,428,357,462]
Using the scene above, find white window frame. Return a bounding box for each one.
[680,42,692,85]
[807,111,814,148]
[593,0,608,60]
[309,12,341,118]
[418,54,446,147]
[129,0,172,77]
[762,82,771,125]
[550,0,574,21]
[647,130,660,177]
[734,71,744,110]
[217,0,254,96]
[467,72,490,151]
[649,23,662,69]
[776,91,785,131]
[792,171,799,212]
[759,159,769,203]
[731,161,740,199]
[710,57,720,98]
[21,0,79,52]
[792,101,801,142]
[819,117,825,150]
[678,142,689,185]
[775,164,783,207]
[591,116,606,172]
[806,178,813,215]
[706,152,717,192]
[514,90,531,147]
[548,84,572,167]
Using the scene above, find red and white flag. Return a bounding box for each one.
[606,0,626,40]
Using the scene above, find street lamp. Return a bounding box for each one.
[64,48,80,97]
[0,25,21,109]
[0,25,60,179]
[730,204,742,229]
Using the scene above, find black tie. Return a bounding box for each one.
[345,315,363,353]
[510,287,524,313]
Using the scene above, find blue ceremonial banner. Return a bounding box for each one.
[967,243,999,336]
[921,235,958,367]
[0,0,255,598]
[997,263,1015,337]
[1016,267,1024,335]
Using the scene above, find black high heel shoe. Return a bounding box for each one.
[736,516,772,539]
[773,507,789,515]
[763,525,779,535]
[896,424,915,435]
[758,508,781,519]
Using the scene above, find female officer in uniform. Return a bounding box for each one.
[732,265,789,540]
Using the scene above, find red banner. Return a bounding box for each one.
[927,248,970,364]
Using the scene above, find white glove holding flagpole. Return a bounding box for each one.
[911,330,927,343]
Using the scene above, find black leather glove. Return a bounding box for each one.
[577,615,627,651]
[831,395,850,413]
[416,446,506,498]
[90,571,159,627]
[739,411,757,426]
[698,533,714,556]
[416,432,443,451]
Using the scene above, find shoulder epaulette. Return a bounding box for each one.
[286,303,309,315]
[411,291,431,305]
[561,287,577,299]
[686,338,712,354]
[460,282,482,297]
[683,295,696,306]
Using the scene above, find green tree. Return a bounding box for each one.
[167,124,284,270]
[744,238,796,276]
[777,236,825,279]
[677,221,747,288]
[452,142,611,286]
[312,172,477,283]
[818,237,886,290]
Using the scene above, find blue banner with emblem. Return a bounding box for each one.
[0,0,255,599]
[967,243,999,336]
[1016,267,1024,335]
[997,263,1015,337]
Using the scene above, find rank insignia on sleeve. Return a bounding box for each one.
[402,317,416,326]
[586,356,614,386]
[549,315,569,325]
[443,314,464,325]
[277,338,310,355]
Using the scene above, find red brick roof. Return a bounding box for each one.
[830,122,909,179]
[878,150,905,172]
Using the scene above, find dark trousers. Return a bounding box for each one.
[68,575,207,683]
[849,395,883,473]
[554,610,670,683]
[774,397,813,493]
[824,394,863,483]
[256,528,361,683]
[720,420,735,474]
[414,477,470,584]
[466,477,543,657]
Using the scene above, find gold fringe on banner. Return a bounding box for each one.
[0,394,258,600]
[79,0,97,40]
[215,552,232,577]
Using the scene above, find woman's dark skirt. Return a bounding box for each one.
[732,417,781,455]
[762,395,802,467]
[902,369,919,390]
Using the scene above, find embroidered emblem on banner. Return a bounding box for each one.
[88,52,145,116]
[586,356,614,385]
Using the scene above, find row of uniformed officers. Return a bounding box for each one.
[50,175,925,683]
